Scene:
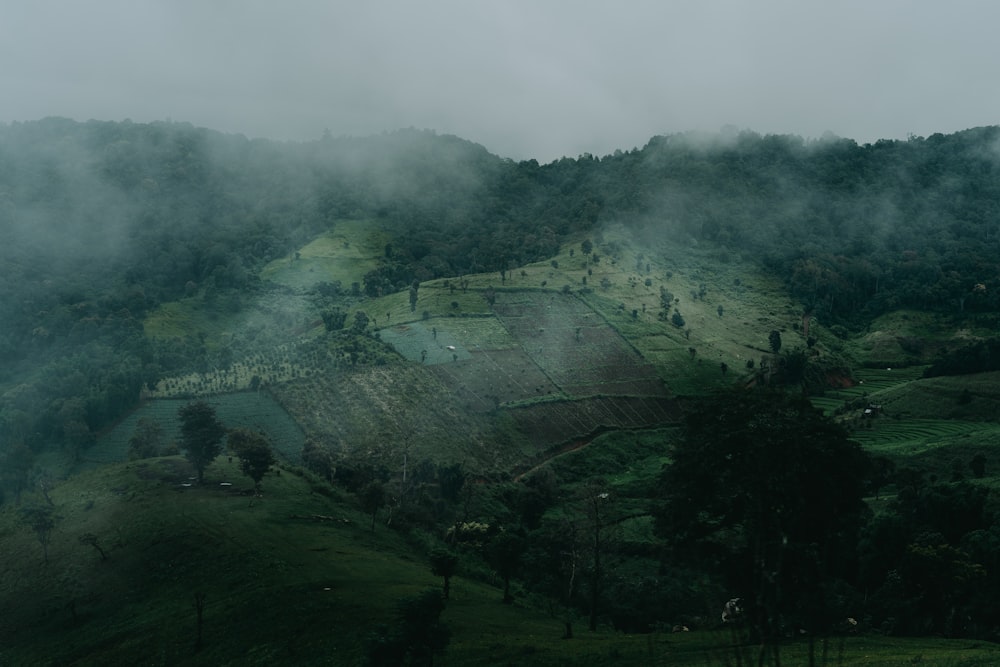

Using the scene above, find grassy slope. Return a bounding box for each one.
[847,309,997,368]
[4,459,999,667]
[259,218,389,290]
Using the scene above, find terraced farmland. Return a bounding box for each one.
[849,418,997,456]
[505,395,681,452]
[813,366,928,416]
[429,349,561,411]
[492,291,667,398]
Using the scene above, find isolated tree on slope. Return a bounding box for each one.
[360,481,386,532]
[227,428,275,492]
[486,530,526,604]
[769,329,783,354]
[178,402,227,483]
[429,548,459,600]
[20,505,57,564]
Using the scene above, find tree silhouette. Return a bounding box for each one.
[769,329,783,354]
[360,481,386,533]
[486,530,525,604]
[655,388,869,654]
[20,505,57,564]
[178,402,226,484]
[227,428,275,492]
[429,549,459,600]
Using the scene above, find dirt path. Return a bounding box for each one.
[511,431,604,482]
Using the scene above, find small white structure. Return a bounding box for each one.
[722,598,743,623]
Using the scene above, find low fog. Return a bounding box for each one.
[3,1,999,162]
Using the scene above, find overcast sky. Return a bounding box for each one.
[3,1,998,162]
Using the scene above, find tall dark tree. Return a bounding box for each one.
[360,481,386,533]
[768,329,783,354]
[20,505,57,564]
[353,311,370,334]
[655,388,869,656]
[178,402,227,484]
[409,284,419,312]
[485,530,525,604]
[429,548,459,600]
[227,428,275,492]
[321,309,347,332]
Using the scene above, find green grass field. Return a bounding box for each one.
[259,218,388,291]
[4,458,999,666]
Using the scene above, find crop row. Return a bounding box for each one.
[850,418,987,454]
[506,395,680,451]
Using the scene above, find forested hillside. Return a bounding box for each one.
[4,118,1000,662]
[0,118,1000,456]
[2,119,998,458]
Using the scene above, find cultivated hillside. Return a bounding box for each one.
[4,119,1000,663]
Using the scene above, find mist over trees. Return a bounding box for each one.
[4,117,1000,658]
[2,121,999,457]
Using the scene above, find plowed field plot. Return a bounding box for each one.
[428,349,561,412]
[493,292,666,398]
[505,396,681,451]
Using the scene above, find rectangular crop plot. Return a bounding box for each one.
[428,349,561,412]
[504,396,681,452]
[493,292,667,398]
[378,322,472,364]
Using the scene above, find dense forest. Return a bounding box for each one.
[3,118,1000,661]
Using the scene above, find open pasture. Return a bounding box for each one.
[377,321,473,365]
[426,314,518,350]
[259,218,387,291]
[144,288,318,354]
[377,314,519,367]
